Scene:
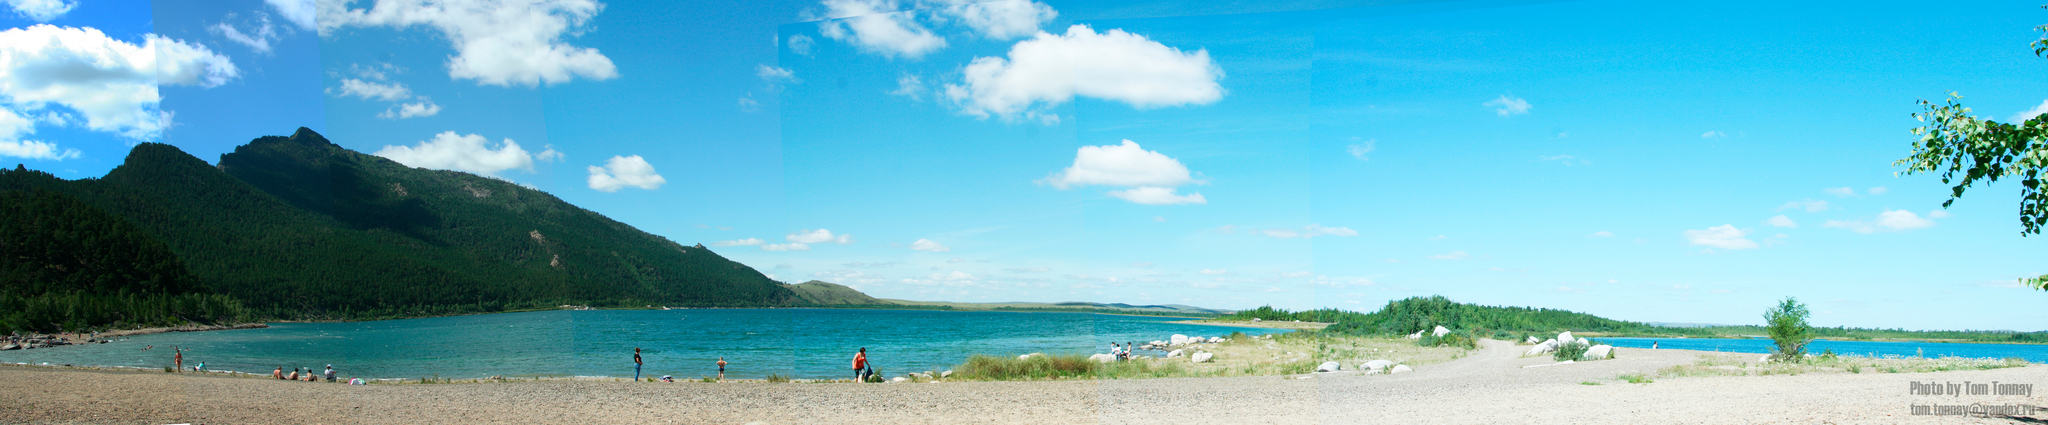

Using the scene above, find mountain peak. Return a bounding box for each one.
[289,127,334,147]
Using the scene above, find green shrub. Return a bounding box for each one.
[766,374,790,383]
[1416,330,1478,349]
[1764,297,1813,363]
[1554,342,1589,361]
[1620,373,1653,384]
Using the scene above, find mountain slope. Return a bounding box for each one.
[1,128,795,318]
[783,280,886,305]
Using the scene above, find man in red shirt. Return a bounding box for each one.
[852,348,868,383]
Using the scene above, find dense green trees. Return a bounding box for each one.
[1,128,800,329]
[0,183,250,332]
[1228,296,1671,337]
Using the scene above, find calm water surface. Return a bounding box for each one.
[0,309,1281,380]
[1600,337,2048,362]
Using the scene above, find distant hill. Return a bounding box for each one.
[877,299,1228,317]
[0,128,795,320]
[784,281,885,305]
[0,185,250,332]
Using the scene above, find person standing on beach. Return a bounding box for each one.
[173,348,183,372]
[852,348,867,383]
[717,357,727,381]
[633,347,643,381]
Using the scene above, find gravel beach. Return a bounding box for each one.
[5,340,2044,424]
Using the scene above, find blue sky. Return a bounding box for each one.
[8,0,2048,330]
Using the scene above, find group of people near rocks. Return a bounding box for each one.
[1108,342,1143,360]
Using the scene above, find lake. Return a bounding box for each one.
[1599,337,2048,362]
[0,309,1282,380]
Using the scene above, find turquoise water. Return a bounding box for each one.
[1600,337,2048,362]
[0,309,1280,380]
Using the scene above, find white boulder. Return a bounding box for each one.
[1526,336,1541,344]
[1389,364,1412,374]
[1407,331,1424,339]
[1557,332,1575,346]
[1209,337,1224,343]
[1432,325,1450,337]
[1363,359,1394,372]
[1191,352,1214,363]
[1585,345,1613,360]
[1317,362,1342,372]
[891,377,908,383]
[1168,349,1185,358]
[1089,353,1116,363]
[1171,334,1190,346]
[1252,318,1262,322]
[942,370,953,378]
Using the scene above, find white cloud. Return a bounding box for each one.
[788,229,853,244]
[211,15,281,53]
[1198,269,1229,275]
[0,139,80,160]
[317,0,619,86]
[2012,99,2048,123]
[1484,95,1530,116]
[378,98,442,119]
[3,0,73,21]
[586,155,666,192]
[1823,209,1937,234]
[888,73,925,100]
[1701,131,1726,139]
[713,238,764,247]
[738,96,761,112]
[1587,231,1613,238]
[1043,140,1207,205]
[337,78,413,101]
[946,25,1223,122]
[1683,225,1758,250]
[1429,251,1470,260]
[762,243,810,251]
[266,0,318,30]
[1346,138,1374,161]
[814,0,946,58]
[757,64,798,91]
[1824,187,1856,197]
[1764,215,1797,228]
[938,0,1056,40]
[374,131,538,177]
[1867,186,1888,196]
[910,238,950,252]
[0,25,239,144]
[1928,209,1950,218]
[787,34,814,55]
[1106,186,1206,205]
[1776,199,1830,213]
[534,145,563,162]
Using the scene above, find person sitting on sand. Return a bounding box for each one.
[287,368,298,381]
[717,357,727,381]
[273,367,284,380]
[661,375,674,383]
[305,367,317,382]
[852,348,868,383]
[325,365,336,382]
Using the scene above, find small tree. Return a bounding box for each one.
[1763,297,1813,362]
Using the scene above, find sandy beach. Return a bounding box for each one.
[5,339,2043,424]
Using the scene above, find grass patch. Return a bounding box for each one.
[766,374,790,383]
[1580,381,1601,385]
[1652,353,2030,380]
[945,334,1470,381]
[1619,373,1653,384]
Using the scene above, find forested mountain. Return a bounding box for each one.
[0,128,795,321]
[0,184,249,332]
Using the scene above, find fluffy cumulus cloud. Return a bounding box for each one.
[0,25,239,160]
[380,99,442,119]
[3,0,73,21]
[337,78,412,101]
[910,238,950,252]
[211,14,282,53]
[786,34,814,55]
[788,229,854,244]
[1043,139,1207,205]
[936,0,1055,39]
[586,155,666,192]
[334,64,443,119]
[317,0,619,86]
[1484,95,1530,116]
[1823,209,1938,234]
[373,131,546,177]
[1683,225,1758,250]
[2013,99,2048,123]
[1764,215,1797,228]
[266,0,318,30]
[946,25,1223,122]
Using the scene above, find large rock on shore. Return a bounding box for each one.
[1585,345,1613,360]
[1171,334,1190,346]
[1407,331,1423,339]
[1316,362,1341,372]
[1389,365,1412,374]
[1526,336,1540,344]
[1089,354,1116,364]
[1209,337,1224,343]
[1191,352,1214,363]
[1168,349,1184,358]
[1362,359,1394,372]
[1432,326,1450,337]
[1557,332,1575,346]
[1526,339,1558,356]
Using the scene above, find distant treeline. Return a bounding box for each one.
[1221,296,2048,344]
[988,306,1221,318]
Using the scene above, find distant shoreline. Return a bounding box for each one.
[1176,319,1330,331]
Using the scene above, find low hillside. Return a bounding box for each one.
[784,281,886,305]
